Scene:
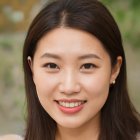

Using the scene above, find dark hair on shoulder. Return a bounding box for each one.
[23,0,140,140]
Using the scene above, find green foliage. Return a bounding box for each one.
[0,39,14,88]
[0,40,13,51]
[0,33,25,134]
[101,0,140,48]
[130,0,140,8]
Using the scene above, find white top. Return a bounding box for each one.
[0,135,23,140]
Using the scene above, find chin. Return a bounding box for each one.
[56,118,86,129]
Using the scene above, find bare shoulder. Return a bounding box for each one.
[0,134,23,140]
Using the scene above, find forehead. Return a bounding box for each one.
[35,27,109,59]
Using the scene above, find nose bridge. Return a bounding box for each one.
[60,68,80,94]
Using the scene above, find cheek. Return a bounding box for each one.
[81,73,110,114]
[33,69,59,98]
[33,71,60,112]
[81,72,111,98]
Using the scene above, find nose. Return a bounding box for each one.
[59,70,81,95]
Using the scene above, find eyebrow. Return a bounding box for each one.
[41,53,61,59]
[78,54,102,60]
[40,53,102,60]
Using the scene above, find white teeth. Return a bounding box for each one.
[75,102,78,107]
[69,102,75,107]
[58,101,84,108]
[66,102,69,107]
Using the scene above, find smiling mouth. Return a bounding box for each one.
[55,100,87,108]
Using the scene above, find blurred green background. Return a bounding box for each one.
[0,0,140,136]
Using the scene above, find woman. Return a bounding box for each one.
[9,0,140,140]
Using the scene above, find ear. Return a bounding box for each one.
[27,56,35,83]
[27,56,33,72]
[110,56,122,84]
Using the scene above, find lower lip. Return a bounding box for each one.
[56,102,84,114]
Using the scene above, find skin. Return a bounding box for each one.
[0,135,23,140]
[29,28,122,140]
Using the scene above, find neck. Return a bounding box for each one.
[56,113,100,140]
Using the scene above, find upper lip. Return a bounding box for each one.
[55,99,87,102]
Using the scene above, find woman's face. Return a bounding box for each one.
[30,28,121,129]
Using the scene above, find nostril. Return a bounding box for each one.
[59,83,81,94]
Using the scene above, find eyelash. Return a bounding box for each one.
[81,63,97,69]
[42,62,97,71]
[43,63,59,69]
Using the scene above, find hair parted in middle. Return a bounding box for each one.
[23,0,140,140]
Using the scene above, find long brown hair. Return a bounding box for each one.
[23,0,140,139]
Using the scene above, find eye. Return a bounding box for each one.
[42,63,59,71]
[82,63,94,69]
[46,63,58,68]
[80,63,97,72]
[81,63,96,69]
